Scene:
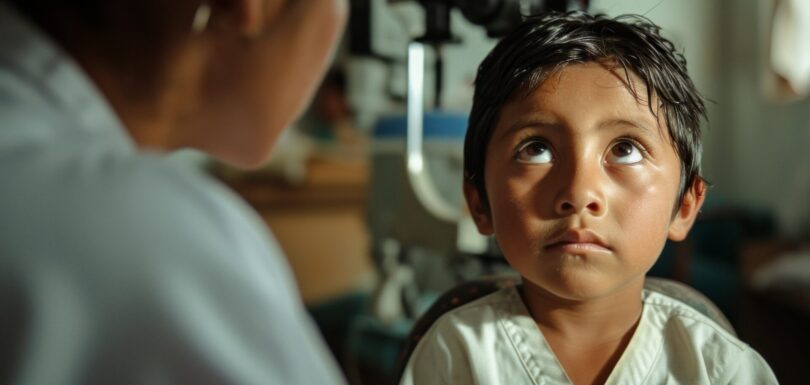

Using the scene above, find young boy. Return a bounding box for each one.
[400,13,778,385]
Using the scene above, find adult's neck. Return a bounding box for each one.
[14,1,196,151]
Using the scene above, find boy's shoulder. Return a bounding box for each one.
[641,288,751,367]
[640,289,779,383]
[642,288,743,347]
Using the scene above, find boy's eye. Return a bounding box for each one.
[516,140,553,164]
[607,140,644,164]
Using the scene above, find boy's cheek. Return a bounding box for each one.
[606,189,679,266]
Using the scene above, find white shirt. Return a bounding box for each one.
[400,286,779,385]
[0,3,345,384]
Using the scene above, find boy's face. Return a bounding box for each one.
[464,62,705,301]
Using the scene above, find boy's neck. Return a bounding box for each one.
[519,279,645,385]
[519,279,644,346]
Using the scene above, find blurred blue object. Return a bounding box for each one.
[372,111,468,139]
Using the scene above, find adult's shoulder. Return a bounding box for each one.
[0,145,347,384]
[0,142,288,288]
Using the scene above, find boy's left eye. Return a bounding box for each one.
[607,140,644,164]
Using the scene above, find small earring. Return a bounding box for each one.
[192,2,212,33]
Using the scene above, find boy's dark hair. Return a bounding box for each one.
[464,12,706,208]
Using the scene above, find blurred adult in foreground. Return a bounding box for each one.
[0,0,349,384]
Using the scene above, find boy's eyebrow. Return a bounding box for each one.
[598,118,656,135]
[497,118,564,141]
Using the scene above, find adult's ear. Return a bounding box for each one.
[668,178,707,241]
[463,179,494,236]
[212,0,285,36]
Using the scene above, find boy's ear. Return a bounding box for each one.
[463,179,494,235]
[668,178,707,241]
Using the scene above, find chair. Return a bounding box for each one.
[393,275,735,382]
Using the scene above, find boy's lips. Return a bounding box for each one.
[544,229,612,253]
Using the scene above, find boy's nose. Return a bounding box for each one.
[555,195,603,216]
[553,163,606,217]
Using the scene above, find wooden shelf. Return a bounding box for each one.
[214,157,376,304]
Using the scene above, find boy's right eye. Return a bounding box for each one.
[515,140,553,164]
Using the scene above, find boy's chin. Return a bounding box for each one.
[524,273,645,303]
